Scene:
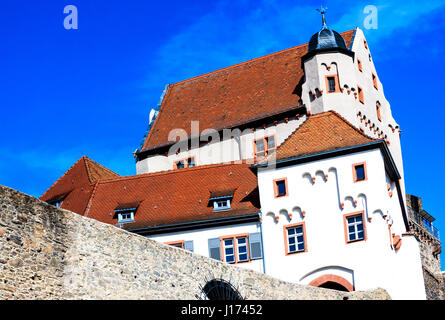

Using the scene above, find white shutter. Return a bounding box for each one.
[208,238,222,261]
[249,232,263,260]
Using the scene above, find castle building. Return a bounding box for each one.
[40,15,441,299]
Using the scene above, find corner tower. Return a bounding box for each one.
[300,9,406,196]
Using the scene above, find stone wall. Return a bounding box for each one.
[406,194,443,300]
[0,185,390,300]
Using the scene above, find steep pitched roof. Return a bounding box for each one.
[275,111,376,160]
[140,30,355,152]
[39,156,120,214]
[85,163,259,229]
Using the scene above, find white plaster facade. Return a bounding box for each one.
[257,148,425,300]
[136,116,307,174]
[145,146,426,299]
[147,222,265,273]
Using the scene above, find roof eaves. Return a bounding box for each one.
[127,212,260,236]
[254,140,400,179]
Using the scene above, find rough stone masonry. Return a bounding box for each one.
[0,185,390,300]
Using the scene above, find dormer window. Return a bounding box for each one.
[213,198,231,211]
[48,199,63,208]
[117,210,135,224]
[209,190,235,211]
[114,202,139,224]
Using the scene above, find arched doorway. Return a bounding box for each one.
[309,274,354,292]
[199,278,244,300]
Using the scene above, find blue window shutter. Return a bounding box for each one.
[249,232,263,260]
[208,238,222,261]
[184,240,194,252]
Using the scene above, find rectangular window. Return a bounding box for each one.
[353,162,367,182]
[255,139,265,157]
[325,75,339,93]
[187,157,195,168]
[213,199,231,211]
[175,160,185,169]
[221,235,250,264]
[345,213,366,243]
[328,77,336,92]
[254,135,276,158]
[284,223,307,255]
[165,241,184,249]
[117,211,134,224]
[273,178,288,198]
[223,239,236,263]
[358,86,364,104]
[236,237,249,262]
[174,156,196,169]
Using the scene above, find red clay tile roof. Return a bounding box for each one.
[140,30,355,151]
[275,111,377,160]
[39,156,120,214]
[85,163,259,229]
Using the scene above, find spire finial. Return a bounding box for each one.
[316,6,328,27]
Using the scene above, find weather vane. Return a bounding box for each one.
[316,6,328,26]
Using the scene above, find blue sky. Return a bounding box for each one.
[1,1,444,267]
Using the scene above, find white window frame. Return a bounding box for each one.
[223,239,236,264]
[287,226,305,253]
[236,237,249,262]
[213,199,231,211]
[347,215,365,242]
[117,211,135,224]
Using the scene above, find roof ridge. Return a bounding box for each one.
[84,181,100,217]
[172,44,308,87]
[39,156,89,200]
[97,161,252,185]
[140,30,355,151]
[324,110,377,141]
[171,30,354,88]
[83,156,121,183]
